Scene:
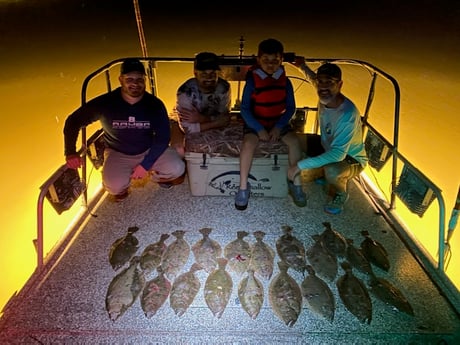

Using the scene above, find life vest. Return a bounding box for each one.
[249,66,287,128]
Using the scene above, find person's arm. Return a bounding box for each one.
[297,112,355,170]
[294,56,316,82]
[63,96,103,157]
[139,99,171,170]
[200,82,232,131]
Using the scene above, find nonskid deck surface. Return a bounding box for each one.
[1,178,459,344]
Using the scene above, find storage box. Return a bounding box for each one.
[185,152,289,197]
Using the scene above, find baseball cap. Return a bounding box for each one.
[194,52,220,71]
[316,63,342,80]
[120,58,146,75]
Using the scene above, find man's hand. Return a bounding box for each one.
[178,106,204,123]
[66,154,82,169]
[293,56,306,68]
[131,164,148,179]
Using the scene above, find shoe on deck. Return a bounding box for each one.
[158,182,173,189]
[324,191,349,215]
[235,183,250,211]
[158,173,186,190]
[288,180,307,207]
[111,189,129,202]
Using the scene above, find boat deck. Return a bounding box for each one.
[0,176,459,344]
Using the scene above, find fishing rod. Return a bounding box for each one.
[132,0,156,93]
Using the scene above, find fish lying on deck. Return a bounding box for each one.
[140,267,172,318]
[105,256,145,322]
[169,263,203,317]
[192,227,222,273]
[368,273,414,316]
[249,230,275,280]
[360,230,390,272]
[204,257,233,318]
[109,226,140,271]
[276,225,306,273]
[345,238,373,276]
[140,233,170,275]
[238,268,264,320]
[306,235,338,282]
[269,261,303,327]
[319,221,347,257]
[159,230,190,281]
[301,264,335,322]
[224,230,252,275]
[337,261,373,324]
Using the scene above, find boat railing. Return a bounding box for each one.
[36,56,448,282]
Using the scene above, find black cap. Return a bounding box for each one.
[194,52,220,71]
[120,58,146,75]
[317,63,341,80]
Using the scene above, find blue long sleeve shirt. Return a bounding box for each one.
[64,87,171,171]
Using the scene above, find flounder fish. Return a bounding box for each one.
[160,230,190,281]
[306,235,338,282]
[204,257,233,318]
[276,225,306,273]
[105,256,145,321]
[140,266,171,318]
[224,231,252,275]
[170,263,203,317]
[337,261,372,324]
[109,226,140,271]
[238,268,264,320]
[140,233,170,275]
[368,273,414,316]
[360,230,390,272]
[249,230,275,280]
[301,264,335,322]
[192,227,222,273]
[269,261,303,327]
[319,222,347,257]
[345,238,373,276]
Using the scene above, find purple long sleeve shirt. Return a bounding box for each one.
[64,87,170,171]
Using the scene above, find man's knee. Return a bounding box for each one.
[103,174,130,195]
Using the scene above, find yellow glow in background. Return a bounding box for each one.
[1,1,459,312]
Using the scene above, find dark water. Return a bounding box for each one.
[0,0,459,309]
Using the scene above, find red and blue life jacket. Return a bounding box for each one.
[248,66,287,129]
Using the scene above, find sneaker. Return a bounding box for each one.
[235,183,250,211]
[324,191,349,215]
[111,189,129,202]
[158,172,186,190]
[158,182,173,189]
[288,180,307,207]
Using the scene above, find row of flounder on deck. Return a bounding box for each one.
[105,223,414,327]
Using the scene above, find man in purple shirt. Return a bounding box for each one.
[64,58,185,201]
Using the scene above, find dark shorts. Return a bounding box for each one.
[305,134,364,177]
[243,123,293,137]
